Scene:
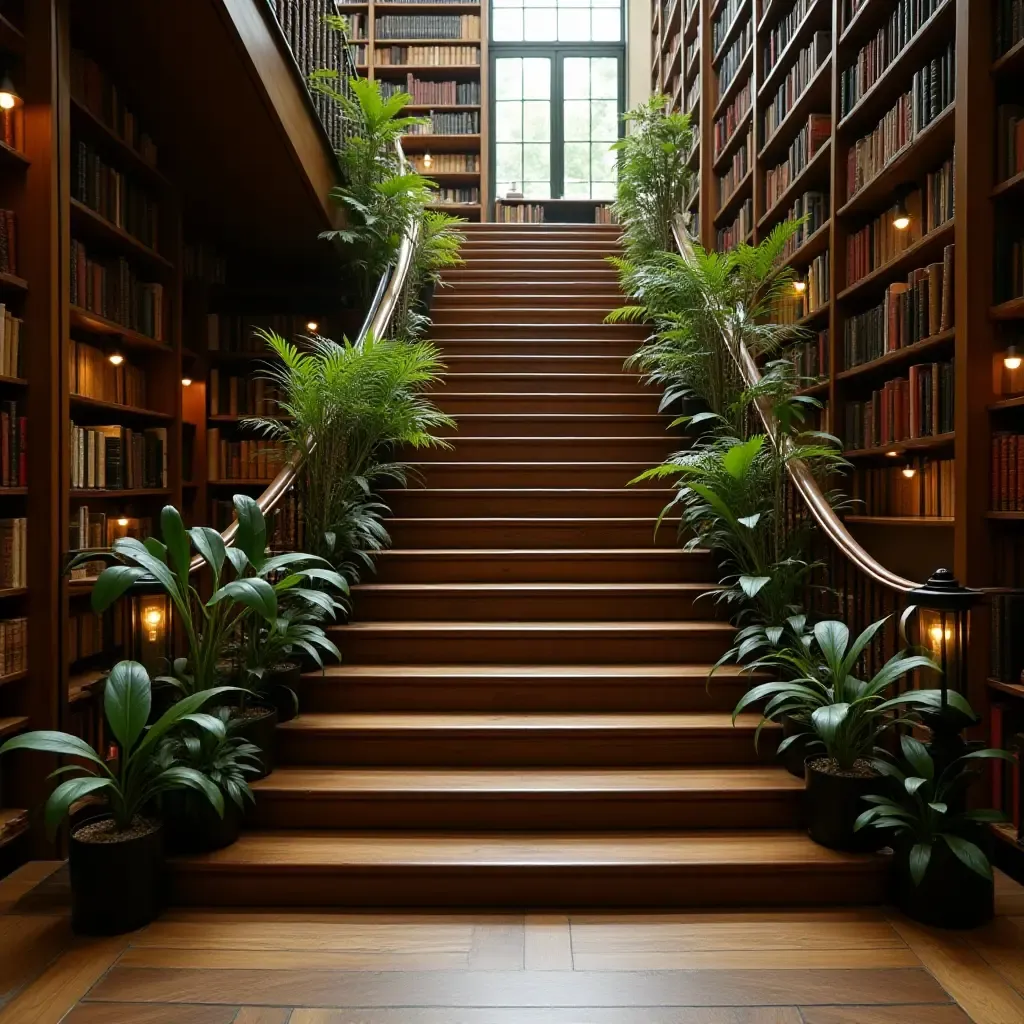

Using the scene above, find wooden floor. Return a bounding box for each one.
[0,862,1023,1022]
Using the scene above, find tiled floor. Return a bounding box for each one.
[0,861,1022,1022]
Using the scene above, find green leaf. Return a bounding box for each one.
[208,578,277,621]
[133,686,242,762]
[738,576,771,598]
[153,766,225,818]
[813,620,849,667]
[904,776,928,797]
[811,703,850,746]
[143,537,168,563]
[112,537,179,595]
[44,777,113,838]
[160,506,192,586]
[941,834,993,881]
[91,565,147,613]
[0,730,109,772]
[900,734,933,781]
[736,513,761,529]
[233,494,267,570]
[225,547,250,577]
[103,660,151,754]
[188,526,226,579]
[908,842,932,886]
[721,435,764,479]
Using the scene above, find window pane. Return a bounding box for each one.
[492,9,524,39]
[524,8,557,38]
[590,99,618,140]
[523,180,551,198]
[591,57,618,98]
[523,58,551,98]
[563,57,590,99]
[495,101,523,142]
[563,99,590,141]
[496,144,523,185]
[591,143,617,181]
[592,180,617,199]
[492,0,521,7]
[591,8,620,40]
[523,101,551,142]
[564,142,590,185]
[557,8,590,39]
[495,58,523,100]
[564,180,591,197]
[522,143,550,183]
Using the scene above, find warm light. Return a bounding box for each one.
[902,466,917,478]
[792,279,807,294]
[423,151,433,169]
[929,624,953,645]
[0,93,15,111]
[0,75,21,111]
[142,603,165,643]
[108,352,124,366]
[1005,345,1022,371]
[181,377,192,387]
[893,196,910,232]
[144,608,163,629]
[886,450,898,457]
[116,517,129,528]
[306,321,319,333]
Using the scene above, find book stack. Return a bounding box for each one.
[69,239,164,341]
[69,339,147,407]
[762,32,830,142]
[713,81,751,159]
[0,400,26,487]
[206,432,287,482]
[407,111,479,135]
[212,491,305,551]
[206,313,307,353]
[843,358,955,449]
[381,77,481,105]
[351,44,368,65]
[716,21,754,103]
[410,153,479,172]
[70,49,158,166]
[718,128,752,204]
[801,251,829,316]
[374,45,480,66]
[850,457,954,517]
[839,0,947,116]
[924,155,955,230]
[782,192,829,256]
[686,76,701,113]
[844,195,924,286]
[0,518,26,589]
[763,0,813,79]
[69,423,168,490]
[0,108,22,154]
[432,187,480,204]
[0,618,27,677]
[716,198,753,251]
[789,330,829,382]
[72,142,160,250]
[344,12,368,38]
[997,105,1024,182]
[375,14,481,39]
[843,245,954,368]
[770,292,806,325]
[208,371,281,417]
[495,202,545,223]
[991,432,1024,511]
[845,48,956,200]
[764,115,831,211]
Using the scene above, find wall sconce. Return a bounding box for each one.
[108,352,124,367]
[306,321,319,334]
[792,278,807,295]
[892,196,911,232]
[0,72,22,111]
[901,465,916,478]
[1005,345,1022,371]
[127,582,173,677]
[181,377,192,387]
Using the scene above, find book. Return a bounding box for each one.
[0,518,26,588]
[69,339,147,407]
[69,423,167,490]
[72,141,160,250]
[849,456,954,517]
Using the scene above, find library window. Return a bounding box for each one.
[491,0,622,44]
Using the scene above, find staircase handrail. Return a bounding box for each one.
[670,220,919,594]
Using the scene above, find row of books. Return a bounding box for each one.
[781,191,828,258]
[799,251,829,318]
[212,492,304,552]
[206,313,306,353]
[996,227,1024,303]
[990,593,1024,684]
[713,81,751,160]
[495,202,546,222]
[849,458,954,518]
[69,508,151,553]
[838,0,949,117]
[373,45,480,65]
[717,130,752,206]
[762,32,830,143]
[69,423,168,490]
[843,359,954,449]
[344,13,368,39]
[72,141,160,251]
[0,518,26,589]
[67,606,122,665]
[208,370,280,417]
[70,48,157,168]
[432,187,480,204]
[594,205,617,224]
[0,304,24,379]
[762,0,814,80]
[410,153,479,172]
[374,15,481,39]
[716,21,753,102]
[996,104,1024,183]
[788,330,829,382]
[382,76,480,106]
[69,240,165,342]
[685,36,698,73]
[992,432,1024,512]
[845,47,956,201]
[0,618,27,677]
[207,433,287,482]
[184,242,226,286]
[922,155,955,232]
[0,402,25,488]
[407,111,479,135]
[844,201,922,287]
[716,198,753,251]
[996,0,1024,55]
[0,210,18,278]
[69,339,147,408]
[351,44,368,64]
[711,0,747,54]
[686,76,701,113]
[764,115,831,212]
[842,246,954,369]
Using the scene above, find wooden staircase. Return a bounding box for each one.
[171,221,886,908]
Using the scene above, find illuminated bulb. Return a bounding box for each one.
[181,377,192,387]
[901,466,916,479]
[306,320,319,333]
[929,624,953,644]
[423,151,433,169]
[792,279,807,294]
[144,608,163,629]
[108,352,124,366]
[116,517,129,527]
[0,92,15,111]
[0,75,21,111]
[893,197,910,232]
[1004,345,1022,371]
[886,450,898,457]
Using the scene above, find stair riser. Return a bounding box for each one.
[430,323,645,339]
[331,628,730,664]
[432,375,651,395]
[439,281,625,296]
[250,791,801,831]
[459,247,620,258]
[169,864,885,909]
[402,464,658,488]
[433,340,640,358]
[277,728,773,768]
[433,296,624,311]
[299,675,746,713]
[437,416,667,437]
[434,394,658,415]
[386,519,678,548]
[383,490,671,517]
[348,589,718,623]
[433,308,617,326]
[372,551,716,583]
[441,356,630,374]
[410,438,675,461]
[441,270,621,284]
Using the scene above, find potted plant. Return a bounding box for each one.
[856,734,1015,928]
[0,661,235,934]
[157,708,261,853]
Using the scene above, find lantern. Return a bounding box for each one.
[126,578,173,678]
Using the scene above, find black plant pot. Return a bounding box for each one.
[231,705,279,779]
[894,839,994,928]
[162,790,242,855]
[266,661,302,723]
[805,757,880,852]
[69,816,164,935]
[779,715,813,779]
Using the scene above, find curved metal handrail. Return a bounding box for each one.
[670,220,918,594]
[189,140,419,570]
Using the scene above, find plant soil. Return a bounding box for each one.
[73,816,159,845]
[808,756,876,779]
[230,705,276,723]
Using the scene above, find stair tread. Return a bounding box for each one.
[312,663,746,678]
[381,488,669,496]
[335,621,730,631]
[254,766,803,794]
[279,711,761,731]
[173,830,881,870]
[350,582,709,593]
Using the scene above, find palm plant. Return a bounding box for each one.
[247,330,453,574]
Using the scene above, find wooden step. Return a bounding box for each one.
[441,354,631,374]
[250,766,803,830]
[403,462,658,488]
[276,711,773,767]
[460,242,620,254]
[298,663,747,712]
[348,582,717,622]
[433,291,622,306]
[382,488,671,518]
[386,516,679,548]
[329,621,733,665]
[429,322,645,340]
[439,280,626,296]
[437,414,668,438]
[449,258,616,273]
[410,436,678,462]
[168,830,887,908]
[433,339,639,358]
[433,372,650,395]
[433,307,617,325]
[441,269,621,283]
[434,392,658,415]
[372,548,716,583]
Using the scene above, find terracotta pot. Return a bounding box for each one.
[804,757,880,851]
[231,705,279,779]
[69,816,163,935]
[162,790,242,854]
[894,838,994,928]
